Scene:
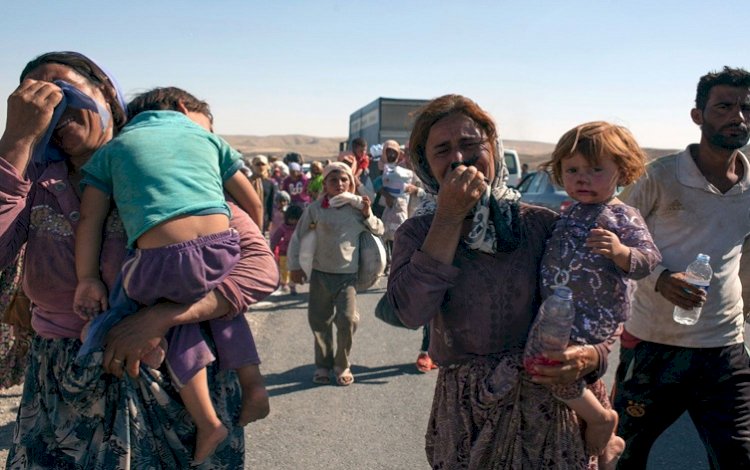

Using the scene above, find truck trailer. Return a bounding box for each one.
[345,97,429,150]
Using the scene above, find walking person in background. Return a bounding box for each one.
[281,162,311,207]
[270,159,288,187]
[388,94,616,468]
[612,66,750,469]
[270,204,303,296]
[351,137,370,186]
[269,190,291,236]
[287,162,384,386]
[532,121,661,468]
[307,160,325,200]
[250,154,277,234]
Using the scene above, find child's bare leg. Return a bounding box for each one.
[599,433,625,470]
[563,388,618,455]
[238,364,270,425]
[179,367,229,463]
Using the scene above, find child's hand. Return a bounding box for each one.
[360,196,372,217]
[74,278,109,319]
[290,269,307,285]
[586,228,631,272]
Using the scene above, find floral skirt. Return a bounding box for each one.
[6,335,244,469]
[425,354,592,469]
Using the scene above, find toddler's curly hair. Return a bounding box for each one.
[543,121,647,187]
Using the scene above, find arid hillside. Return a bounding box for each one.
[221,134,687,166]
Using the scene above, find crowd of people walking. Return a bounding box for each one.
[0,49,749,469]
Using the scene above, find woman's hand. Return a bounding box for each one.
[290,269,307,285]
[530,344,599,385]
[103,303,174,378]
[2,79,62,148]
[360,196,372,217]
[434,165,487,225]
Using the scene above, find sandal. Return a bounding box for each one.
[334,367,354,386]
[312,368,331,385]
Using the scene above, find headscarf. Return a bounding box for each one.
[28,52,127,164]
[322,161,356,190]
[413,139,522,254]
[378,139,401,171]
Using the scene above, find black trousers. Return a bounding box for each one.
[612,340,750,469]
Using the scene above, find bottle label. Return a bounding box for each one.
[685,276,710,293]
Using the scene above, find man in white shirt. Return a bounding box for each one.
[613,66,750,469]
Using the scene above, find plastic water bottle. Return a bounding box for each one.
[524,286,574,374]
[673,253,712,325]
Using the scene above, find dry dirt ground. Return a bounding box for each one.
[0,384,22,464]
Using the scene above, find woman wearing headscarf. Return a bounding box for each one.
[0,51,277,468]
[387,95,614,468]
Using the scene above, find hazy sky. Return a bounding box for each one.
[1,1,747,149]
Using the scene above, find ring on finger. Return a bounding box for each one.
[112,358,124,364]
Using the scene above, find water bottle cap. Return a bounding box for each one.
[697,253,710,263]
[553,286,573,301]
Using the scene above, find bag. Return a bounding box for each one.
[374,293,416,329]
[298,230,316,279]
[356,231,386,291]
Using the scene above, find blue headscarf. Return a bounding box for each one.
[30,53,127,164]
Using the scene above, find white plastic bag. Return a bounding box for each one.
[356,232,386,291]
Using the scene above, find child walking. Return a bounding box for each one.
[270,204,303,295]
[269,190,291,236]
[525,121,661,468]
[73,87,270,464]
[287,162,384,386]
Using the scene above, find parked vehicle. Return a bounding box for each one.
[503,149,522,187]
[516,170,573,214]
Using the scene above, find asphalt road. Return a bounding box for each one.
[244,278,714,470]
[0,277,720,468]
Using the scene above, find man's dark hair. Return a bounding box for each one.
[283,152,303,165]
[696,66,750,111]
[352,137,367,149]
[127,87,213,122]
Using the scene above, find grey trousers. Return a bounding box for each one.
[308,270,359,370]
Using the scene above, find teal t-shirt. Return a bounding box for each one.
[82,110,242,248]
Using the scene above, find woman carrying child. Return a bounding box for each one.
[1,51,277,469]
[287,162,384,386]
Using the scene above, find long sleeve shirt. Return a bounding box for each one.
[287,198,384,274]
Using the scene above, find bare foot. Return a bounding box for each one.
[585,408,618,455]
[599,434,625,470]
[193,421,229,464]
[239,384,270,426]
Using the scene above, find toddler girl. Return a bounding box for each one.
[525,121,661,468]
